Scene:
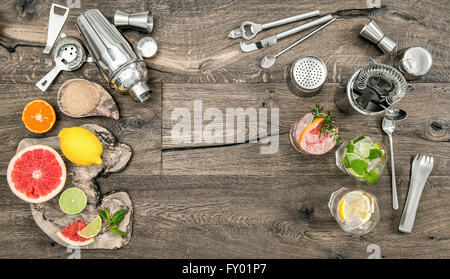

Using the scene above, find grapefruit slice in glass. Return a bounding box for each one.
[297,113,336,155]
[7,145,66,203]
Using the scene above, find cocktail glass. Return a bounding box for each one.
[289,112,337,155]
[335,135,386,184]
[328,187,380,236]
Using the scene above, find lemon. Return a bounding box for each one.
[58,127,103,166]
[338,191,372,225]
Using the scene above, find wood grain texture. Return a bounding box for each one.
[0,0,449,84]
[162,83,450,176]
[0,0,449,259]
[0,175,449,258]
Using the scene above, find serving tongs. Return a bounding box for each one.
[399,154,434,233]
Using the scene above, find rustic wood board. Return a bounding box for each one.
[0,0,449,258]
[16,124,134,249]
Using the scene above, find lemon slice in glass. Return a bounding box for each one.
[338,191,372,225]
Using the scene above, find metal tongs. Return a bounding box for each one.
[229,10,320,40]
[399,154,434,233]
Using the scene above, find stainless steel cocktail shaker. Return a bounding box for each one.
[77,9,151,103]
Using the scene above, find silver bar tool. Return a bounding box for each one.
[397,47,433,80]
[77,9,152,103]
[360,20,396,55]
[240,14,333,52]
[399,155,434,233]
[261,18,335,68]
[43,3,69,54]
[382,109,408,210]
[114,11,154,34]
[229,10,320,40]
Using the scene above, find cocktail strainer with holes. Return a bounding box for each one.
[286,56,327,98]
[354,58,414,106]
[36,35,87,91]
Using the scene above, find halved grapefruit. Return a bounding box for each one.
[57,220,94,246]
[7,145,66,203]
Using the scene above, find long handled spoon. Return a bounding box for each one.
[382,108,408,210]
[260,18,336,69]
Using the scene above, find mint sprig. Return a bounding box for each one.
[98,208,128,237]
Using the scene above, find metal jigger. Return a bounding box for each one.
[360,20,396,55]
[114,11,154,34]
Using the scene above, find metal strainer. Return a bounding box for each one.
[36,35,87,91]
[354,58,414,106]
[286,56,327,97]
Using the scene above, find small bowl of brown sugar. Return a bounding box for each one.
[57,79,119,120]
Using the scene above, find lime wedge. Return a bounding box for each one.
[78,215,102,238]
[59,187,87,215]
[344,153,366,179]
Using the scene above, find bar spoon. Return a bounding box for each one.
[382,108,408,210]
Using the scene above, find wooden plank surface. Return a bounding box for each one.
[0,0,449,259]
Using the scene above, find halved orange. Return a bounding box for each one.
[298,117,324,146]
[22,100,56,134]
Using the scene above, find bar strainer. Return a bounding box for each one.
[286,55,327,97]
[354,58,414,106]
[36,35,87,91]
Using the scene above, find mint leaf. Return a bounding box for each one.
[364,170,379,184]
[353,136,365,144]
[109,228,127,237]
[98,209,110,223]
[109,223,118,229]
[346,143,355,153]
[105,208,110,221]
[111,210,128,226]
[350,159,369,175]
[368,148,382,160]
[344,155,351,168]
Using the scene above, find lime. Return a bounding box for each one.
[344,153,366,179]
[358,142,372,158]
[78,215,102,238]
[59,187,87,215]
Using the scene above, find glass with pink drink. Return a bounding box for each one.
[290,104,340,155]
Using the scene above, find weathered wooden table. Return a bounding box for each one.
[0,0,449,258]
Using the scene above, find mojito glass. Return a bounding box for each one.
[336,135,386,184]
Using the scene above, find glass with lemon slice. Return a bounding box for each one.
[328,188,380,235]
[335,135,386,184]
